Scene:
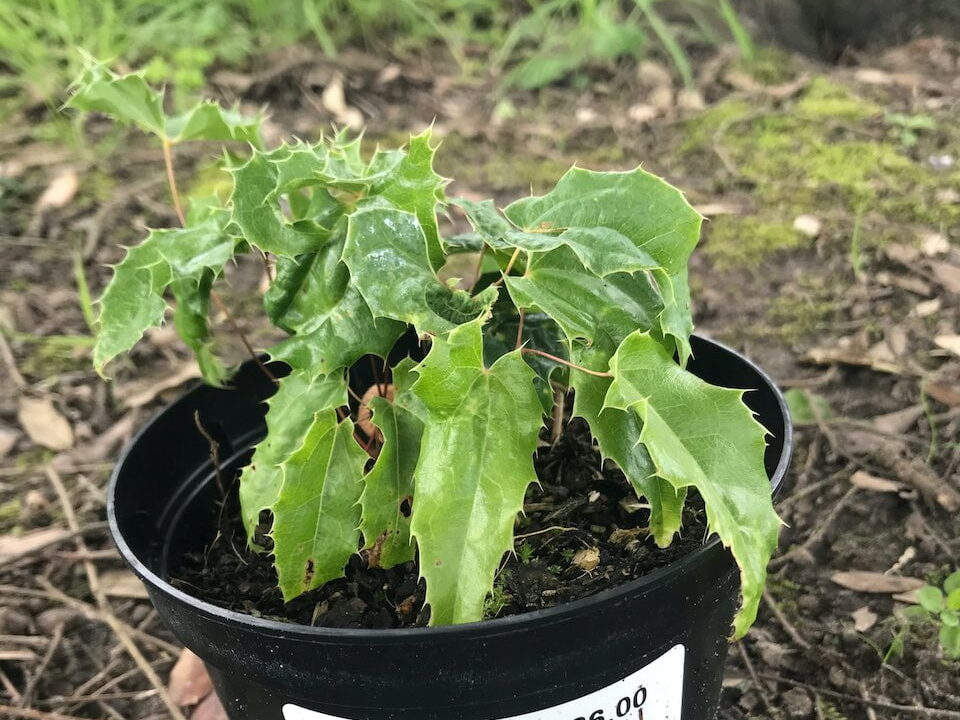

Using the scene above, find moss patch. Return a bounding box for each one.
[683,75,960,263]
[703,215,806,269]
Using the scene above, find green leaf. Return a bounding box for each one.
[948,589,960,612]
[654,268,694,367]
[170,272,229,386]
[67,62,165,137]
[941,624,960,659]
[93,240,170,374]
[942,610,959,627]
[343,205,497,334]
[456,198,661,277]
[945,570,960,595]
[784,388,833,425]
[604,331,779,638]
[264,240,350,334]
[505,246,665,343]
[570,340,685,547]
[238,371,347,544]
[229,150,329,257]
[504,166,703,277]
[918,586,945,613]
[372,130,447,270]
[359,396,423,568]
[271,411,367,600]
[93,211,236,375]
[267,283,406,378]
[165,101,263,146]
[410,319,544,624]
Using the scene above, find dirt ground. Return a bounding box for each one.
[2,38,960,720]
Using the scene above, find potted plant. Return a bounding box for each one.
[71,63,792,720]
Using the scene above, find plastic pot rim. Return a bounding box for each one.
[106,333,793,643]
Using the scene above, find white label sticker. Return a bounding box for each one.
[283,643,684,720]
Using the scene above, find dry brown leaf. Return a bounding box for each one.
[920,232,949,257]
[36,169,79,211]
[0,425,19,458]
[0,526,69,561]
[572,547,600,573]
[931,261,960,294]
[192,691,228,720]
[893,589,921,604]
[17,395,74,451]
[924,381,960,407]
[872,406,923,435]
[934,334,960,358]
[117,362,201,409]
[803,347,903,375]
[851,606,879,632]
[99,569,149,599]
[169,649,213,707]
[356,383,395,439]
[875,271,931,297]
[321,73,363,129]
[849,470,905,494]
[913,298,941,317]
[884,243,920,265]
[831,571,924,594]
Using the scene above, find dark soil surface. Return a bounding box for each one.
[2,33,960,720]
[173,415,707,628]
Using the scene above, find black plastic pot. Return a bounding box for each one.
[108,335,792,720]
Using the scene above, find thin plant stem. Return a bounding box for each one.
[467,244,487,294]
[161,138,186,226]
[490,247,522,288]
[520,348,612,377]
[551,386,565,445]
[515,308,526,349]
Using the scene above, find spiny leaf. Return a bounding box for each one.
[343,206,497,334]
[271,411,367,600]
[165,101,263,147]
[456,198,660,277]
[229,150,330,257]
[503,166,703,277]
[93,241,170,374]
[170,272,229,386]
[264,240,350,334]
[372,130,447,270]
[570,340,685,546]
[654,268,694,367]
[359,396,423,568]
[410,319,543,625]
[67,62,165,136]
[604,331,779,638]
[505,246,664,343]
[267,282,406,378]
[238,371,347,544]
[93,211,236,375]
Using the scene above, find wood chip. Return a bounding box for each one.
[920,232,949,257]
[913,298,941,317]
[831,571,925,594]
[849,470,905,494]
[169,649,213,707]
[874,445,960,512]
[572,547,600,572]
[934,334,960,358]
[851,606,879,632]
[0,527,70,561]
[793,214,822,238]
[321,72,363,129]
[99,569,149,599]
[0,425,19,458]
[17,395,74,451]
